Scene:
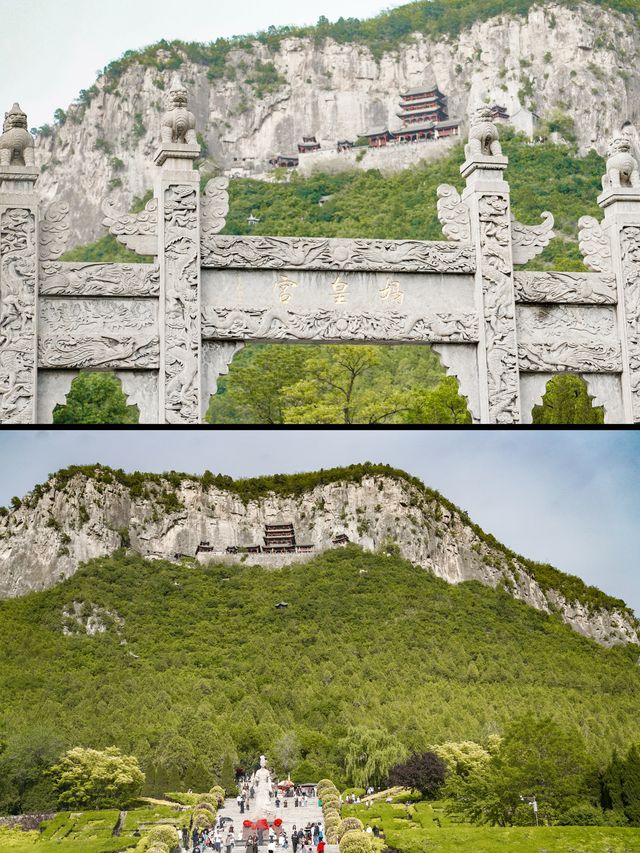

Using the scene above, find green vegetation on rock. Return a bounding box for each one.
[0,548,639,817]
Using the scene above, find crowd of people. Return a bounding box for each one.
[180,817,326,853]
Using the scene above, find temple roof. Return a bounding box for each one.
[400,83,441,97]
[360,126,393,137]
[394,122,435,134]
[435,119,461,129]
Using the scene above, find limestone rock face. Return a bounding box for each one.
[0,471,637,648]
[34,3,640,246]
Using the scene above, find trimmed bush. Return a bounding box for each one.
[325,828,338,844]
[196,801,217,814]
[210,785,226,806]
[146,846,169,853]
[193,808,215,830]
[340,830,374,853]
[338,818,364,840]
[146,825,180,848]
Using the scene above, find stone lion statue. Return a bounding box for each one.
[465,106,502,158]
[160,76,197,146]
[602,134,640,190]
[0,103,35,168]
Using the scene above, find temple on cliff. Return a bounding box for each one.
[360,82,460,147]
[297,135,321,154]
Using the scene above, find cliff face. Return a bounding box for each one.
[0,470,637,647]
[34,3,640,246]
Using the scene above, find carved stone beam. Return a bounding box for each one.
[202,235,475,274]
[201,177,229,251]
[511,211,554,265]
[40,262,160,297]
[38,298,160,370]
[201,307,480,344]
[518,341,622,373]
[102,197,158,258]
[514,271,617,304]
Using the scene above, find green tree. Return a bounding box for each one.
[343,728,408,788]
[53,373,139,424]
[283,346,412,424]
[407,376,472,424]
[433,741,491,778]
[50,746,145,809]
[445,714,592,825]
[274,732,301,778]
[621,744,640,825]
[532,375,604,424]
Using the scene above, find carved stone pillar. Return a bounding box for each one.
[597,187,640,423]
[154,78,202,423]
[0,104,39,424]
[462,154,521,424]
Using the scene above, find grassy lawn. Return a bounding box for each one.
[0,803,185,852]
[343,801,640,852]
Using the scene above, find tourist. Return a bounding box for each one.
[226,829,235,853]
[365,826,373,835]
[279,832,288,849]
[268,838,276,853]
[252,835,259,853]
[291,827,298,853]
[312,824,319,844]
[317,840,325,853]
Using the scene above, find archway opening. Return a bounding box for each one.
[53,373,140,424]
[206,344,471,424]
[532,375,604,424]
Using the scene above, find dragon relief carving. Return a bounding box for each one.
[38,300,159,369]
[0,209,37,423]
[513,271,617,305]
[518,341,622,373]
[477,194,520,423]
[201,177,229,247]
[40,262,159,297]
[578,216,612,272]
[102,196,158,258]
[436,185,471,242]
[619,226,640,421]
[202,235,475,273]
[163,185,200,424]
[201,307,479,343]
[39,201,70,261]
[510,211,555,265]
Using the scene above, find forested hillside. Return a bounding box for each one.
[1,547,639,815]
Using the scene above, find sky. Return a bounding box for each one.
[0,0,394,129]
[1,430,638,614]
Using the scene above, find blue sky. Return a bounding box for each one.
[0,430,638,614]
[0,0,394,128]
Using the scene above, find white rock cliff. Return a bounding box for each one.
[0,470,636,648]
[31,3,640,245]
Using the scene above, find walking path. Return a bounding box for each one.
[216,795,324,842]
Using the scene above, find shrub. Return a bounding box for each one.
[146,825,180,848]
[145,846,169,853]
[210,784,226,806]
[50,746,144,809]
[317,778,336,793]
[193,808,215,829]
[557,803,607,825]
[339,830,374,853]
[196,801,217,814]
[338,817,364,840]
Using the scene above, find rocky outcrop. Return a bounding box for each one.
[31,3,640,245]
[0,469,637,647]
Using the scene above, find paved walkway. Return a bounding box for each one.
[216,795,325,843]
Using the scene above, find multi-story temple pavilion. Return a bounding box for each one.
[360,82,460,147]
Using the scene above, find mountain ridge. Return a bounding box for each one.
[32,0,640,244]
[0,463,636,646]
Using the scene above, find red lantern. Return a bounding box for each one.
[274,819,283,827]
[257,819,269,830]
[244,820,254,828]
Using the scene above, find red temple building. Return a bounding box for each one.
[298,135,321,154]
[268,153,299,168]
[488,103,510,122]
[361,83,460,147]
[397,83,449,125]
